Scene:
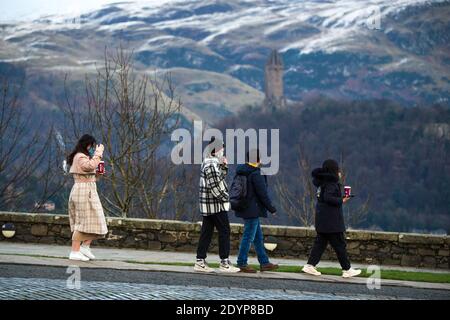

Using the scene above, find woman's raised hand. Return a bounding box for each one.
[95,144,104,156]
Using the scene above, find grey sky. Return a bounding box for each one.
[0,0,173,22]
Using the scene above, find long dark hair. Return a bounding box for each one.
[67,134,96,166]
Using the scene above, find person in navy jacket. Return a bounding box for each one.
[234,149,278,273]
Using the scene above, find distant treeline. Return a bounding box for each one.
[218,99,450,234]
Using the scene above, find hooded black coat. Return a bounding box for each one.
[312,168,346,233]
[233,163,276,219]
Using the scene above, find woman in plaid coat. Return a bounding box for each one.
[67,134,107,261]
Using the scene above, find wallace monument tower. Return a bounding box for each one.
[263,49,287,110]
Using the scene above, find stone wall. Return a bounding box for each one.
[0,211,448,269]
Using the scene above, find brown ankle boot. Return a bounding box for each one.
[260,263,279,272]
[238,265,257,273]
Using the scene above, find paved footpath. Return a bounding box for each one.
[0,242,449,300]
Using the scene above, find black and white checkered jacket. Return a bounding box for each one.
[199,156,230,216]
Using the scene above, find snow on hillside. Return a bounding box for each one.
[1,0,449,120]
[2,0,443,54]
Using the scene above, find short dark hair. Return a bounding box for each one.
[246,149,260,163]
[208,136,224,156]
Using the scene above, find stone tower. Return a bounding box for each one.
[263,49,286,110]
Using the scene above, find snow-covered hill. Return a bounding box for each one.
[1,0,449,122]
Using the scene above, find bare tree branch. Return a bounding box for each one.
[60,46,182,218]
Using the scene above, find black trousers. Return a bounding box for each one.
[307,232,351,270]
[196,211,230,260]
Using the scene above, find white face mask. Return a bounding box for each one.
[215,148,224,159]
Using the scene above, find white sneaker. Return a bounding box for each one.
[80,246,95,260]
[194,259,215,273]
[302,264,321,276]
[219,259,240,273]
[342,268,362,278]
[69,251,89,261]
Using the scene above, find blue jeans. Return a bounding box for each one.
[237,218,270,266]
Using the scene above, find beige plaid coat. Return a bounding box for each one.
[68,152,108,235]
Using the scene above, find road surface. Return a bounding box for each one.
[1,263,449,300]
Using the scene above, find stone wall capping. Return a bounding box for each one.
[229,223,244,234]
[370,231,399,242]
[306,229,317,237]
[345,230,372,241]
[262,225,288,237]
[283,226,310,238]
[399,233,446,244]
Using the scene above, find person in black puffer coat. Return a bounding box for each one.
[302,159,361,278]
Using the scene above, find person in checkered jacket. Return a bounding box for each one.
[194,137,240,273]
